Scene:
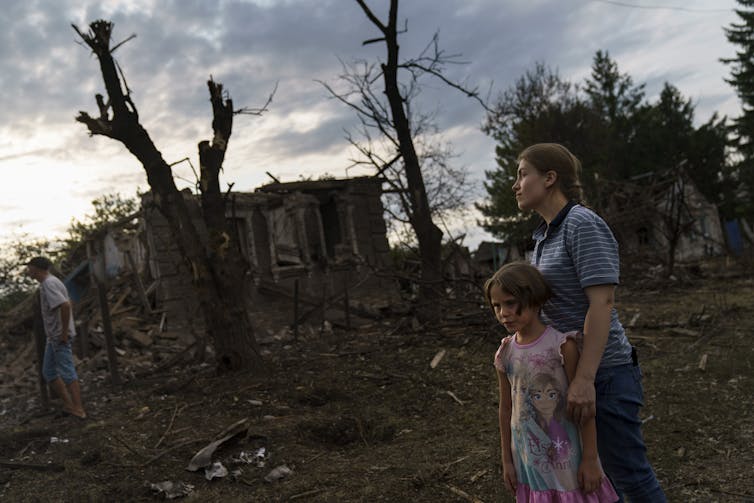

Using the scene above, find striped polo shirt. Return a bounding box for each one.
[531,203,632,369]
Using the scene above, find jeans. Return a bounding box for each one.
[42,340,78,384]
[595,360,666,502]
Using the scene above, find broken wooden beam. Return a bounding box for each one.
[0,460,65,472]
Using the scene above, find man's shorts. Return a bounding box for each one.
[42,340,78,383]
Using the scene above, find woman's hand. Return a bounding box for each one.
[572,284,616,425]
[578,454,603,493]
[567,375,596,426]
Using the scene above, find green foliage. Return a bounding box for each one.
[0,193,139,310]
[0,235,58,308]
[478,63,597,243]
[585,50,645,123]
[480,52,732,243]
[582,50,647,184]
[722,0,754,219]
[64,193,138,250]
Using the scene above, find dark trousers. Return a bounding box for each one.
[595,353,667,502]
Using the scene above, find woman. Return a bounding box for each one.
[511,143,666,502]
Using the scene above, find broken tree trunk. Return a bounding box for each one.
[197,79,262,369]
[74,20,262,372]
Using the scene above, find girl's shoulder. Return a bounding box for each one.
[546,325,579,340]
[546,327,583,362]
[545,325,581,344]
[493,336,515,371]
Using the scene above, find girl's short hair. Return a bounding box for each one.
[518,143,584,203]
[484,261,552,314]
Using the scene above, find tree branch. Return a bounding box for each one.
[72,20,137,123]
[111,33,136,53]
[400,61,490,112]
[355,0,388,34]
[75,111,115,138]
[235,81,278,115]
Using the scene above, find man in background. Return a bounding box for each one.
[26,256,86,419]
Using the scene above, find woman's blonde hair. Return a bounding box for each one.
[518,143,584,203]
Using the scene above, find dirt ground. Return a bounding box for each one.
[1,258,753,502]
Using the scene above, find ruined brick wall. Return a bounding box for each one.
[142,178,397,340]
[142,193,206,335]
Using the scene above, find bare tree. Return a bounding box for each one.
[320,0,487,311]
[73,20,268,372]
[603,166,697,277]
[657,165,695,277]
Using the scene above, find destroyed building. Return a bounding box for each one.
[142,177,396,336]
[472,241,526,274]
[603,169,726,262]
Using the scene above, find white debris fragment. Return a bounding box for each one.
[204,461,229,480]
[264,464,293,483]
[149,481,194,499]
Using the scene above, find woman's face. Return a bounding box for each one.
[512,159,549,211]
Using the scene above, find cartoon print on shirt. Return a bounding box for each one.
[509,357,581,491]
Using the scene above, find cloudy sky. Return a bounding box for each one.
[0,0,740,250]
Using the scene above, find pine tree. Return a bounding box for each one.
[583,50,646,182]
[722,0,754,219]
[479,63,597,245]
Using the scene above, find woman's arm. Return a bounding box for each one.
[562,337,604,494]
[567,284,615,426]
[496,369,517,495]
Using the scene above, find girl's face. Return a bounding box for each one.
[488,285,538,334]
[530,384,559,419]
[512,159,551,212]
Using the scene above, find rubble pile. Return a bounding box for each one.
[0,267,193,409]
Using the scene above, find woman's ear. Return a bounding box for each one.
[544,170,558,188]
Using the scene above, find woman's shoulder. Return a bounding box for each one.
[563,204,615,238]
[565,204,604,225]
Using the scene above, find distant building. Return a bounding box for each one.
[142,177,396,334]
[473,241,524,274]
[603,169,725,262]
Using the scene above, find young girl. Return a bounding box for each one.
[488,262,618,502]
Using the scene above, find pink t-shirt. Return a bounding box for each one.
[495,326,618,502]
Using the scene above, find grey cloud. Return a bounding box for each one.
[0,147,58,162]
[255,109,356,159]
[0,0,742,244]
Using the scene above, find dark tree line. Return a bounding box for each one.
[478,50,734,248]
[723,0,754,220]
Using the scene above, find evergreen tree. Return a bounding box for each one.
[637,83,734,215]
[479,63,595,245]
[633,83,694,174]
[583,50,646,182]
[480,57,731,250]
[687,113,736,219]
[722,0,754,219]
